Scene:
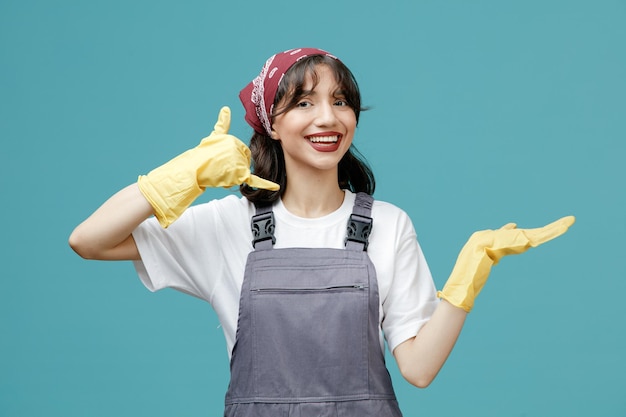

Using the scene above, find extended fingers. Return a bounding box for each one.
[524,216,576,247]
[246,175,280,191]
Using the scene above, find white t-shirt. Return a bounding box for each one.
[132,191,439,358]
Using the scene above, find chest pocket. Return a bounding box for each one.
[250,262,370,401]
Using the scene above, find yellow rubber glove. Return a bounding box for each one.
[138,106,279,228]
[438,215,575,312]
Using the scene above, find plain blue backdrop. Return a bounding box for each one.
[1,0,624,416]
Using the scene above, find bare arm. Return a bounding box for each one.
[393,300,467,388]
[394,216,574,388]
[69,183,154,261]
[69,107,280,261]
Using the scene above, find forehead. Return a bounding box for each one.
[300,64,342,90]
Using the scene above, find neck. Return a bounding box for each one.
[281,168,345,218]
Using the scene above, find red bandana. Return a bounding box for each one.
[239,48,339,135]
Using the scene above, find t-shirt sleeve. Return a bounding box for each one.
[381,210,439,353]
[131,196,248,302]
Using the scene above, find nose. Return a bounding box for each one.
[314,102,338,127]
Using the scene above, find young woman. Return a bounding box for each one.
[69,48,574,416]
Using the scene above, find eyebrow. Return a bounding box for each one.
[298,88,347,98]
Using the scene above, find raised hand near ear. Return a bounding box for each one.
[138,107,279,228]
[438,216,575,312]
[194,107,280,191]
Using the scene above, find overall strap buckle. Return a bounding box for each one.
[345,213,373,251]
[345,192,374,251]
[251,208,276,250]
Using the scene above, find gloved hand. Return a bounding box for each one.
[138,106,279,228]
[438,216,575,312]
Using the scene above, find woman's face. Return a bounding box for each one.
[271,64,357,176]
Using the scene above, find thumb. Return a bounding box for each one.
[212,106,231,135]
[499,222,517,230]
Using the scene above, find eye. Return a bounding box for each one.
[334,98,349,107]
[296,101,312,108]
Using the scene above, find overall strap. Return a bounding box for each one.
[345,192,374,251]
[251,203,275,250]
[252,193,374,251]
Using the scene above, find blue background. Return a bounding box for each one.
[1,0,625,416]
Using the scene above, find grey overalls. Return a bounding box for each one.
[224,193,403,417]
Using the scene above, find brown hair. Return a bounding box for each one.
[240,55,375,204]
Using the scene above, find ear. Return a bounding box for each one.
[270,128,280,140]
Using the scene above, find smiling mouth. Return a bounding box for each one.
[306,135,340,143]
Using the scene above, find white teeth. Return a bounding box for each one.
[308,135,338,143]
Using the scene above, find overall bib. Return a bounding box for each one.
[225,193,402,417]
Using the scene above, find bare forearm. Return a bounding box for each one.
[393,300,467,388]
[69,183,154,260]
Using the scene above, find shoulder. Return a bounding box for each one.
[340,192,416,246]
[372,198,410,220]
[185,193,254,223]
[203,193,254,216]
[370,196,416,237]
[135,193,254,240]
